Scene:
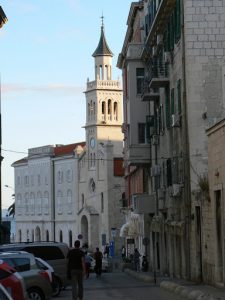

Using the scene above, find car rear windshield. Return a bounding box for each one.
[24,246,65,260]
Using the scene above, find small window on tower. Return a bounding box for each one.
[114,158,124,177]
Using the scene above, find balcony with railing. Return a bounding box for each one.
[86,80,121,91]
[127,144,151,166]
[141,81,160,102]
[149,61,169,89]
[144,0,176,47]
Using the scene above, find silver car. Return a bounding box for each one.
[0,251,52,300]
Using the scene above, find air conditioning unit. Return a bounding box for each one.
[150,165,161,177]
[131,193,155,214]
[157,34,163,46]
[164,51,171,64]
[170,184,182,197]
[152,135,159,145]
[171,114,181,127]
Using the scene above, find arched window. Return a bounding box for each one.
[93,102,96,115]
[67,189,72,214]
[69,230,73,248]
[25,193,29,215]
[46,230,49,242]
[44,191,49,215]
[17,194,22,215]
[18,230,22,243]
[88,103,90,119]
[57,191,63,214]
[108,99,111,115]
[114,102,118,120]
[105,65,108,80]
[81,194,85,208]
[102,101,105,114]
[30,192,35,214]
[26,230,29,242]
[37,191,42,214]
[59,230,63,242]
[100,65,103,79]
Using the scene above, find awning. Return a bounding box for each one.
[120,223,130,237]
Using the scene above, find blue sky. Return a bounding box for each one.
[0,0,131,210]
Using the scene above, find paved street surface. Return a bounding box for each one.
[57,271,186,300]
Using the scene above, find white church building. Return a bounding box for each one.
[12,21,125,254]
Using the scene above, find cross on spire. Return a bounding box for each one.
[101,13,104,28]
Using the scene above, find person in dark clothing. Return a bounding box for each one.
[94,247,103,277]
[67,240,86,300]
[84,251,91,279]
[104,243,110,258]
[133,248,141,272]
[141,255,149,272]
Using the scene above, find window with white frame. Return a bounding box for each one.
[67,189,72,214]
[37,191,42,215]
[30,192,35,215]
[44,191,49,215]
[57,190,63,214]
[57,170,63,184]
[25,193,29,215]
[17,194,22,215]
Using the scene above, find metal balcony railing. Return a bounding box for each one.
[141,81,160,102]
[149,62,169,89]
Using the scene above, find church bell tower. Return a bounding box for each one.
[84,18,123,169]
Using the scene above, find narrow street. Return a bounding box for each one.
[57,271,185,300]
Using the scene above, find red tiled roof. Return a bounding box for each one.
[54,142,85,156]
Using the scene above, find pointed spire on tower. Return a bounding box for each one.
[92,15,113,57]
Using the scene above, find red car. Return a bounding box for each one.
[0,259,27,300]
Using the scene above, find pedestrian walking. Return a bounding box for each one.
[104,243,110,258]
[67,240,86,300]
[133,248,141,272]
[94,247,103,278]
[121,246,126,261]
[141,255,149,272]
[84,252,91,279]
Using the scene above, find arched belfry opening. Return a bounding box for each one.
[35,226,41,242]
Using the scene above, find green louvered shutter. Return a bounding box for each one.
[177,79,182,114]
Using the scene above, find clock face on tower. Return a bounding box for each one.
[90,137,95,149]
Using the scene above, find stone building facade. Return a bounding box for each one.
[118,0,225,284]
[206,119,225,285]
[13,143,85,247]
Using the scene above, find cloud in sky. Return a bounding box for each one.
[2,83,84,97]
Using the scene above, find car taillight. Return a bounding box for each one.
[39,270,51,283]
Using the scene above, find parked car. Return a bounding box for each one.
[0,283,13,300]
[35,257,61,297]
[0,242,69,290]
[0,259,27,300]
[0,251,52,300]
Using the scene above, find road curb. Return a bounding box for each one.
[124,269,217,300]
[160,280,216,300]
